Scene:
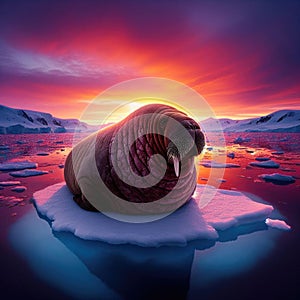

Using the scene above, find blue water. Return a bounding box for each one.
[1,132,300,299]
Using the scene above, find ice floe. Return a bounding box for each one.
[32,183,274,247]
[200,161,240,168]
[0,195,24,207]
[249,160,280,168]
[36,152,50,156]
[0,160,37,171]
[227,152,235,159]
[10,169,49,177]
[11,186,27,193]
[217,178,226,183]
[255,157,270,161]
[234,137,251,144]
[0,145,10,150]
[271,151,284,155]
[265,218,291,230]
[259,173,296,185]
[0,181,21,186]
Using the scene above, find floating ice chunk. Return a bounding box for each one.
[271,151,284,155]
[246,149,255,153]
[10,169,49,177]
[200,161,240,168]
[217,178,226,183]
[36,152,50,156]
[32,183,274,246]
[0,181,21,186]
[255,157,270,161]
[0,195,24,207]
[259,173,295,185]
[234,137,250,144]
[249,160,280,168]
[227,152,235,159]
[0,160,37,171]
[11,186,27,193]
[0,145,10,150]
[265,218,291,230]
[280,167,295,172]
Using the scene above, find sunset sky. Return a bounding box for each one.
[0,0,299,121]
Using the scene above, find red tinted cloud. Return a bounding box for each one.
[0,0,299,119]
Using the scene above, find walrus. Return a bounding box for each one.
[64,104,205,215]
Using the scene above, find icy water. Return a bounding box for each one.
[0,132,300,299]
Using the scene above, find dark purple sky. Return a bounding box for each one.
[0,0,299,119]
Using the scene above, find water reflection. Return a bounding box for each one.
[9,207,281,300]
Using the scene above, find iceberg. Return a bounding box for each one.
[32,183,274,247]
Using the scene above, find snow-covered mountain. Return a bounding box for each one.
[0,104,299,134]
[0,105,101,134]
[200,110,300,132]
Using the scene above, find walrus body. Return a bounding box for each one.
[64,104,205,214]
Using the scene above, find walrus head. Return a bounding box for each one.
[121,104,205,179]
[162,109,205,177]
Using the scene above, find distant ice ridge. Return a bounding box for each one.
[33,183,278,247]
[0,104,102,134]
[200,109,300,132]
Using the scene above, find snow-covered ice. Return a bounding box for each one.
[265,218,291,230]
[0,181,21,186]
[249,160,280,168]
[10,169,49,177]
[11,186,27,193]
[32,183,274,247]
[0,160,37,171]
[259,173,296,184]
[200,161,240,168]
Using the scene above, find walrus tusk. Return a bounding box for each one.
[172,155,180,177]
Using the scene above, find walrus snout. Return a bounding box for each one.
[166,120,205,177]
